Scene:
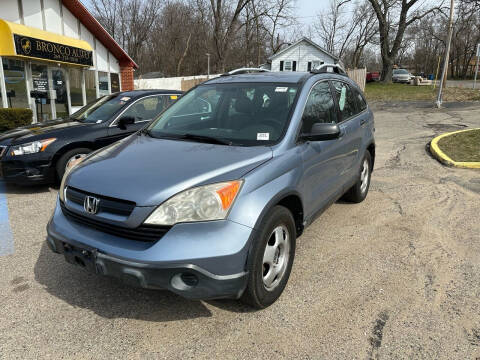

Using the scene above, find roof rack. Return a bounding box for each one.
[310,63,348,77]
[221,67,271,76]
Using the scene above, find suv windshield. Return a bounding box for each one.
[394,69,409,75]
[70,95,131,123]
[146,83,299,146]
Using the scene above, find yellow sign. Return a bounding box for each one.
[0,19,93,67]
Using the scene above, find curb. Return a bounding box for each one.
[430,128,480,169]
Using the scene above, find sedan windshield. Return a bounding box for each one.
[70,95,131,123]
[394,69,409,75]
[146,83,299,146]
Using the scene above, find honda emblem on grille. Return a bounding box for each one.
[84,196,100,214]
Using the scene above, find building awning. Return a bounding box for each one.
[0,19,93,67]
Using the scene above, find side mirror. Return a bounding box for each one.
[117,116,135,130]
[300,123,341,141]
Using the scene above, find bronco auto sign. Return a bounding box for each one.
[13,34,93,66]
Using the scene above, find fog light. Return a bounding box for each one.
[181,273,199,287]
[171,272,199,290]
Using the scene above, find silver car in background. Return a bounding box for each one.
[392,69,412,83]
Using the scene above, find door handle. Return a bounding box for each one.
[360,118,367,126]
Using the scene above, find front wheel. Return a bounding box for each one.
[56,148,91,181]
[241,206,296,309]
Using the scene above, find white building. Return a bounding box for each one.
[0,0,137,122]
[269,37,339,72]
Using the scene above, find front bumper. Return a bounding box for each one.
[393,77,411,83]
[46,200,254,300]
[0,157,55,185]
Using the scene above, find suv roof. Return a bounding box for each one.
[205,68,350,86]
[205,72,311,85]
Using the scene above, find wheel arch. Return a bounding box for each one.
[252,190,305,238]
[367,142,375,171]
[51,141,95,168]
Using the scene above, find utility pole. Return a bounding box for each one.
[206,53,211,78]
[473,44,480,89]
[436,0,455,108]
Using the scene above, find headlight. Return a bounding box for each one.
[59,155,86,202]
[10,138,56,156]
[144,180,243,226]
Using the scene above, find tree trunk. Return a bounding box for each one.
[176,33,191,76]
[381,56,393,82]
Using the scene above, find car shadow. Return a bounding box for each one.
[34,242,214,322]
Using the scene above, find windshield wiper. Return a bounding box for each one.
[143,131,233,145]
[140,128,152,137]
[178,133,233,145]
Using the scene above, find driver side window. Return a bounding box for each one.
[121,96,165,123]
[301,81,337,133]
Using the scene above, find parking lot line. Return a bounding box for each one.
[0,181,14,256]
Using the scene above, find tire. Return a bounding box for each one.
[343,151,372,203]
[55,148,91,181]
[241,205,296,309]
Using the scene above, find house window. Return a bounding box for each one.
[280,60,296,72]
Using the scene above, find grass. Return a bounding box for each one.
[364,82,480,102]
[437,129,480,162]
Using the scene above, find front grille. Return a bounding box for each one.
[66,186,135,216]
[60,202,170,242]
[0,146,7,159]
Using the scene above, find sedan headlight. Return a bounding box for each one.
[10,138,56,156]
[59,155,86,202]
[144,180,243,226]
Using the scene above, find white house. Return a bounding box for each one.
[269,37,339,72]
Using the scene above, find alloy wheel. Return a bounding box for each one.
[262,224,290,291]
[360,159,369,193]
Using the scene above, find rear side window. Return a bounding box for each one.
[352,87,367,112]
[331,81,358,120]
[301,81,337,133]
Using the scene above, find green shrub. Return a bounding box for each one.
[0,108,33,133]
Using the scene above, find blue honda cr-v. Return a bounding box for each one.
[46,65,375,308]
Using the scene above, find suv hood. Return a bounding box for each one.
[0,118,87,146]
[68,134,273,206]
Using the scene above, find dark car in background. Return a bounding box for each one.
[0,90,182,185]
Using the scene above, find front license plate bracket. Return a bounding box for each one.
[63,243,98,273]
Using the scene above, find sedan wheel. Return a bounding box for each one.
[65,153,88,173]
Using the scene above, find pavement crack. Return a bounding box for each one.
[367,311,389,360]
[386,145,406,169]
[465,328,480,346]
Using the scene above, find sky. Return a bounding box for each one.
[296,0,331,27]
[81,0,332,28]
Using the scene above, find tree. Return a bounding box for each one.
[90,0,162,62]
[315,0,352,57]
[367,0,445,82]
[207,0,252,72]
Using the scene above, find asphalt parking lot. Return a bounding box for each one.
[0,103,479,359]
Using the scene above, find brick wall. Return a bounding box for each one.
[120,66,134,91]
